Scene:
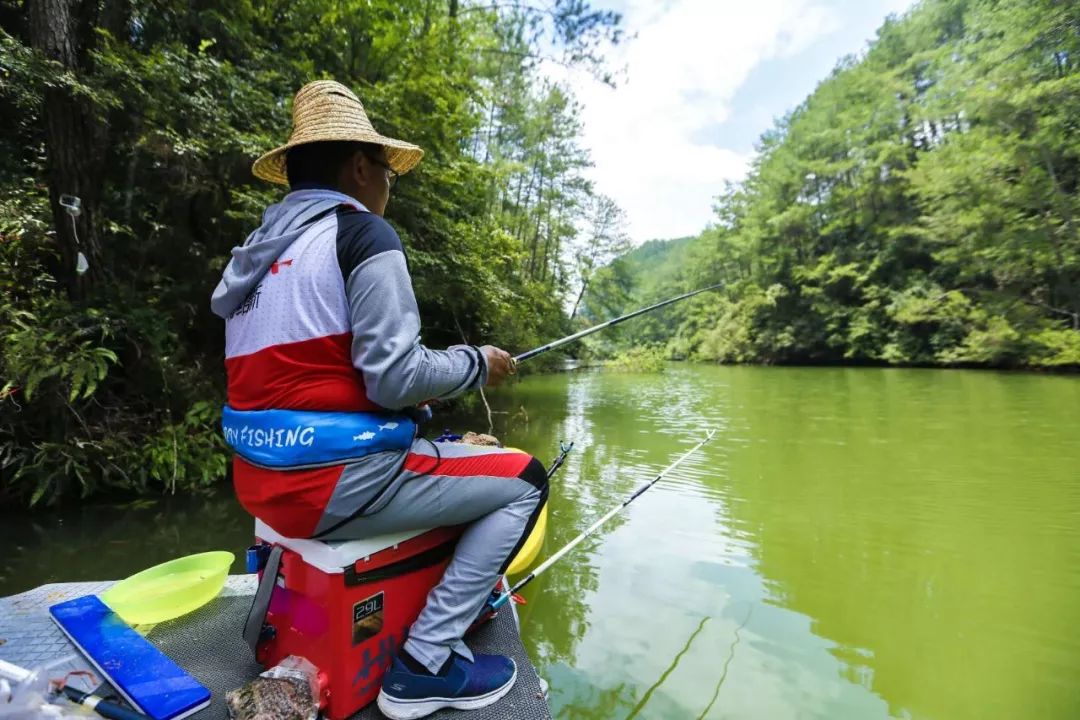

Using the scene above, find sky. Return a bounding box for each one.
[546,0,920,244]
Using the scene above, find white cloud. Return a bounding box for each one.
[549,0,840,243]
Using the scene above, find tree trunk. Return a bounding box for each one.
[481,56,505,167]
[28,0,108,295]
[540,185,554,279]
[531,174,547,279]
[570,273,590,319]
[123,145,139,227]
[518,162,539,240]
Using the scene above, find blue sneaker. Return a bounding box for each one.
[377,652,517,720]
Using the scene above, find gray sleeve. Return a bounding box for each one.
[345,250,488,410]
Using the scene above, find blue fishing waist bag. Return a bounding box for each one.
[222,406,416,469]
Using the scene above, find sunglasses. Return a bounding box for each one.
[365,155,399,189]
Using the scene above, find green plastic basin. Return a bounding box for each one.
[100,551,234,625]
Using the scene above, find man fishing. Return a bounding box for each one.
[211,80,547,719]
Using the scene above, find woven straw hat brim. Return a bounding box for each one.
[252,135,423,186]
[252,80,424,186]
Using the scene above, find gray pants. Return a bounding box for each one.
[320,439,548,673]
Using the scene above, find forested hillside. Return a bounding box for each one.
[583,0,1080,369]
[0,0,620,505]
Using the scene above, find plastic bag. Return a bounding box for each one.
[0,656,86,719]
[226,655,320,720]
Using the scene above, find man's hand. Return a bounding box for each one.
[480,345,516,386]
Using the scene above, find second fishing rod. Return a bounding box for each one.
[490,428,716,610]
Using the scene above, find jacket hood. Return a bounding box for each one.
[211,189,362,319]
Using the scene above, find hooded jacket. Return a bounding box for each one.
[211,188,488,537]
[212,188,487,413]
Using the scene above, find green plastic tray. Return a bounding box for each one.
[101,551,234,625]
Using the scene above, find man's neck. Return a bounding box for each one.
[285,185,368,213]
[289,182,344,193]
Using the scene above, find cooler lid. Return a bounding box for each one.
[254,519,434,574]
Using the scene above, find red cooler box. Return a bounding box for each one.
[253,519,462,719]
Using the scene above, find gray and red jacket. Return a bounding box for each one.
[211,188,487,536]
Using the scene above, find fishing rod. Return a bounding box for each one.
[490,429,717,610]
[512,283,724,364]
[545,441,574,478]
[0,660,147,720]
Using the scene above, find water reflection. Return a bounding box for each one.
[492,366,1080,720]
[625,616,711,720]
[0,491,253,592]
[716,367,1080,719]
[696,605,752,720]
[493,374,622,671]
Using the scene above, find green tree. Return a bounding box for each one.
[582,0,1080,371]
[0,0,623,505]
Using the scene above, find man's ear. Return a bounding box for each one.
[357,152,383,188]
[338,150,364,191]
[348,150,366,186]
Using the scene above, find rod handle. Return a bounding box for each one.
[63,687,149,720]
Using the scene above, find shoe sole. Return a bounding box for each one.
[376,663,518,720]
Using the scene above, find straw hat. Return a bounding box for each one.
[252,80,424,185]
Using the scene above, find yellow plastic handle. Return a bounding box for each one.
[502,447,547,576]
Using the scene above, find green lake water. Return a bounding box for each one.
[2,365,1079,719]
